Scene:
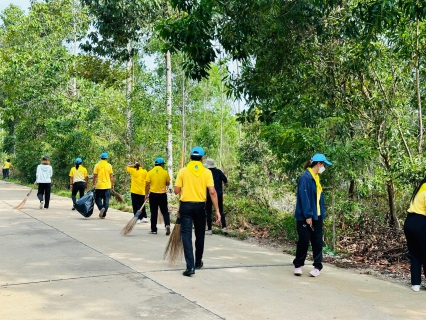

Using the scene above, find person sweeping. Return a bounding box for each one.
[2,159,12,179]
[293,153,332,277]
[69,157,88,210]
[36,156,53,209]
[174,147,220,277]
[126,162,148,223]
[92,152,114,219]
[145,157,171,235]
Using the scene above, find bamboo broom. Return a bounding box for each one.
[112,190,125,203]
[121,199,148,236]
[163,203,183,265]
[14,182,36,210]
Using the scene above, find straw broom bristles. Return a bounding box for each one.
[121,199,148,236]
[157,209,164,224]
[13,182,36,210]
[163,206,183,265]
[112,190,125,203]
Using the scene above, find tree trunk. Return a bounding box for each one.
[125,41,133,159]
[348,180,355,199]
[386,179,400,229]
[416,20,423,154]
[181,73,186,168]
[166,50,173,188]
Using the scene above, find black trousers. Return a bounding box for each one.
[37,183,51,208]
[206,193,226,229]
[71,182,86,205]
[180,201,206,269]
[149,193,170,232]
[2,168,9,179]
[95,189,111,217]
[404,213,426,285]
[293,218,323,270]
[131,193,147,219]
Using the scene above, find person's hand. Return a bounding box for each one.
[145,194,149,200]
[306,218,312,227]
[214,210,221,224]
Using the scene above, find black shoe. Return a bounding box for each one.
[183,268,195,276]
[72,207,75,210]
[195,260,203,269]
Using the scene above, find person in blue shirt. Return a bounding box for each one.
[293,153,332,277]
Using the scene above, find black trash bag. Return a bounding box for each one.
[75,190,95,218]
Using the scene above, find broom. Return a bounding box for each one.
[121,199,148,236]
[163,203,183,265]
[14,182,36,210]
[112,189,125,203]
[157,208,164,224]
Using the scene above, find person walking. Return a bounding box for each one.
[36,156,53,209]
[145,157,171,235]
[126,162,148,224]
[2,159,12,179]
[204,158,228,235]
[293,153,332,277]
[92,152,114,219]
[404,177,426,292]
[69,157,88,210]
[174,147,220,277]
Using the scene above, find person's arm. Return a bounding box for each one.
[145,182,150,199]
[92,174,97,189]
[110,173,114,190]
[70,173,73,191]
[298,177,314,227]
[174,186,181,195]
[208,186,221,223]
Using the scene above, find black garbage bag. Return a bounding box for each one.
[75,190,95,218]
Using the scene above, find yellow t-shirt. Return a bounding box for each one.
[3,162,11,169]
[126,167,147,195]
[69,166,88,183]
[175,161,214,202]
[146,166,170,194]
[408,184,426,216]
[93,160,113,189]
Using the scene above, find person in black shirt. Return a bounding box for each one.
[204,158,228,234]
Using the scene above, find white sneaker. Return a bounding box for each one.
[142,218,148,223]
[294,267,302,276]
[99,208,105,218]
[222,227,228,233]
[136,220,141,224]
[309,268,320,277]
[205,230,212,235]
[39,201,43,209]
[412,285,421,292]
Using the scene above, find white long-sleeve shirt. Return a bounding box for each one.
[36,164,53,183]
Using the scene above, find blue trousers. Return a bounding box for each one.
[95,189,111,217]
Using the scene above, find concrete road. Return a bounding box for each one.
[0,180,424,319]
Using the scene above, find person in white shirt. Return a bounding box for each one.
[36,156,53,209]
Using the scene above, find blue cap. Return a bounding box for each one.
[190,146,205,156]
[312,153,332,165]
[154,157,165,165]
[75,157,82,163]
[100,152,108,159]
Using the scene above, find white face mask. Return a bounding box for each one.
[318,166,326,174]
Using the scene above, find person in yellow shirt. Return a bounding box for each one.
[69,157,88,210]
[126,162,148,224]
[92,152,114,219]
[145,157,171,235]
[174,147,220,277]
[2,159,12,179]
[405,179,426,292]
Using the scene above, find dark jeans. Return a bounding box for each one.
[206,193,226,229]
[293,218,323,270]
[37,183,51,208]
[2,168,9,179]
[71,182,86,205]
[149,193,170,232]
[131,193,147,219]
[404,213,426,285]
[95,189,111,217]
[180,202,206,269]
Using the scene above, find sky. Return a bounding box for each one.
[0,1,31,13]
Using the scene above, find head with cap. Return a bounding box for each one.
[190,146,205,161]
[154,157,165,167]
[204,158,216,169]
[100,152,108,160]
[75,157,82,169]
[6,159,10,162]
[303,153,332,174]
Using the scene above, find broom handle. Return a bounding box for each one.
[138,199,148,211]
